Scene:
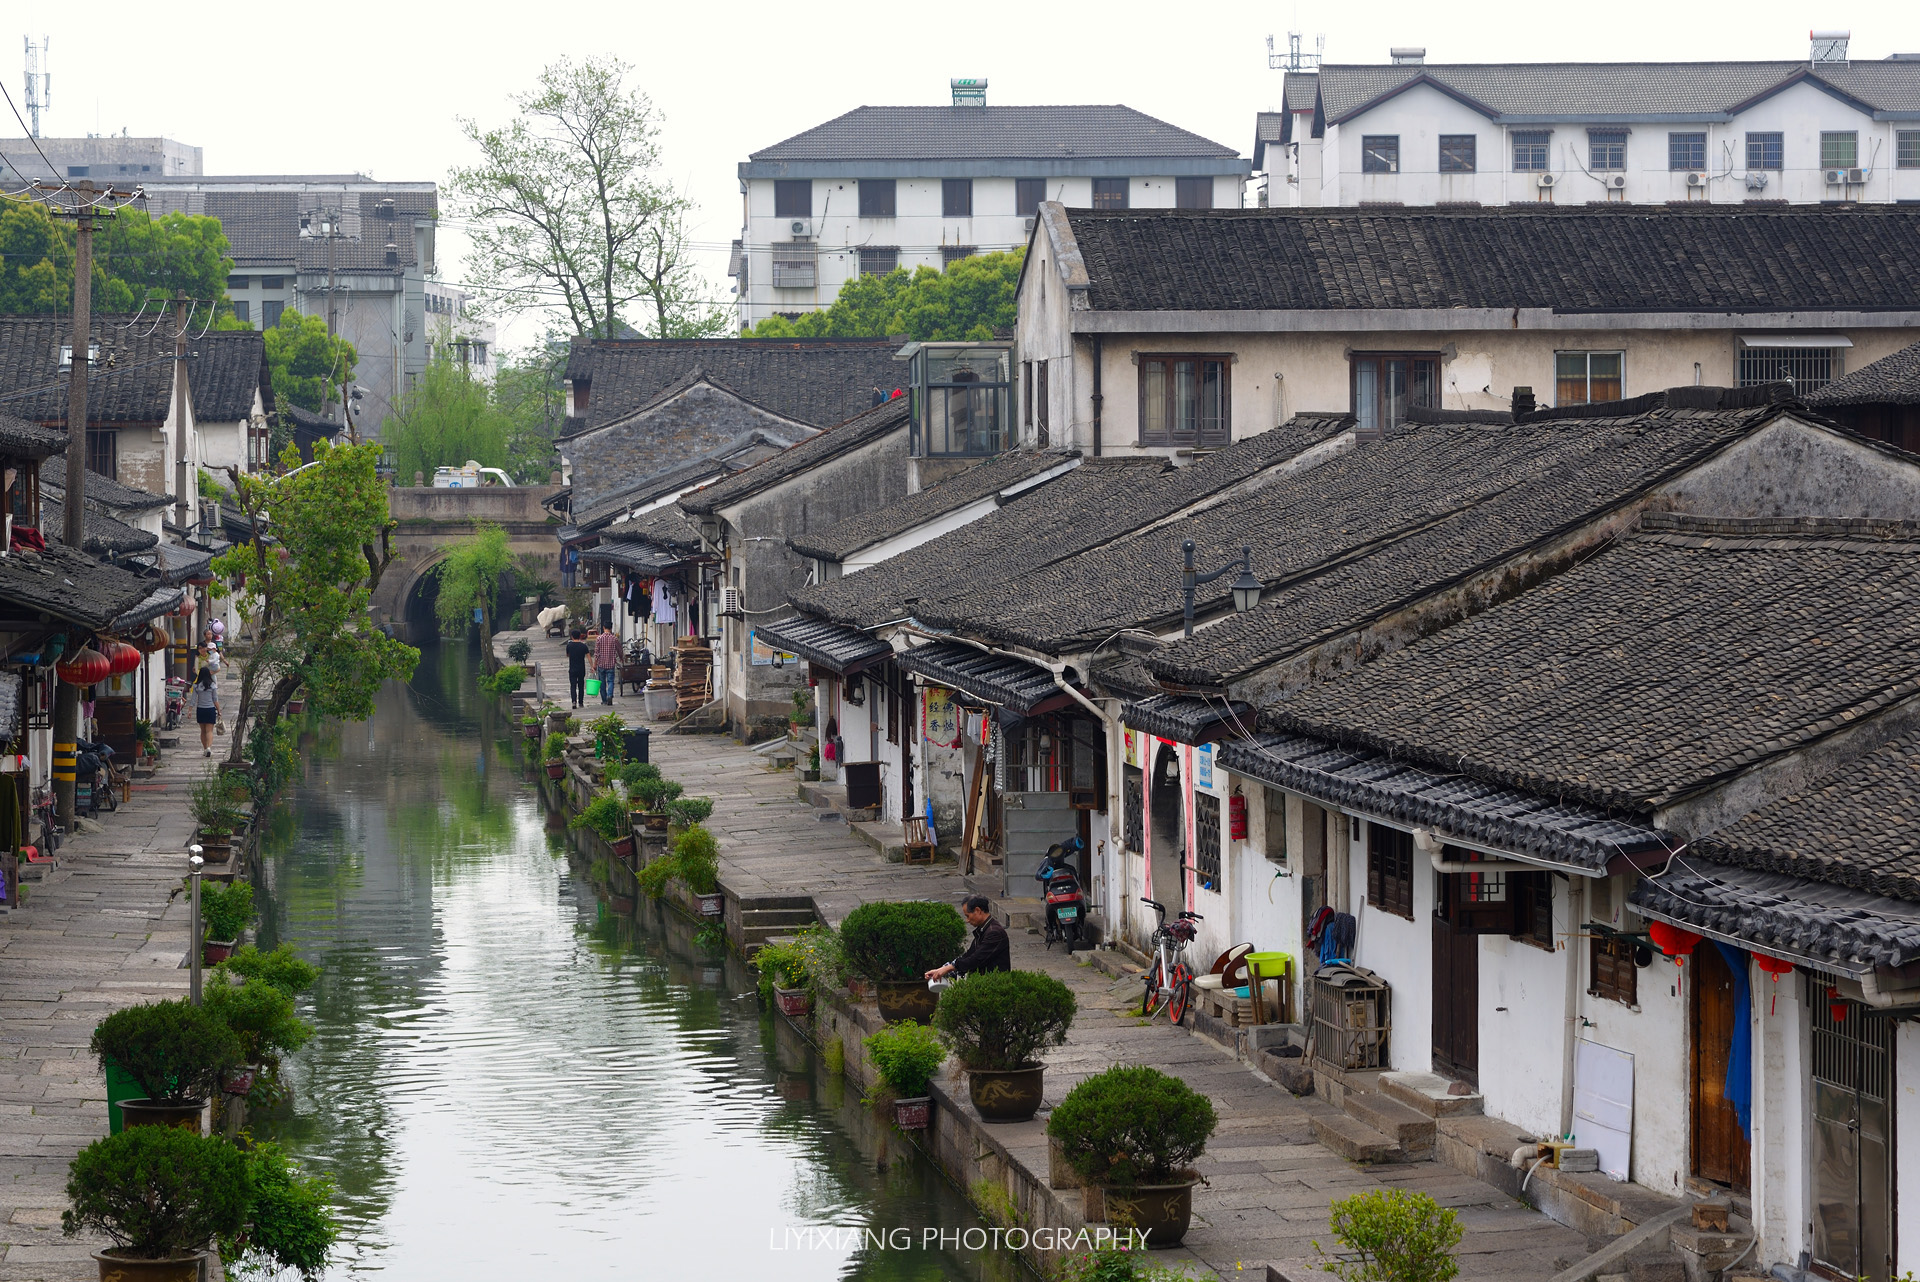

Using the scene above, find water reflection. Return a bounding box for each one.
[252,643,1026,1280]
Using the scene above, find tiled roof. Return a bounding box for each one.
[577,538,684,573]
[43,496,158,556]
[1252,112,1288,169]
[1805,341,1920,408]
[1265,523,1920,817]
[1630,856,1920,972]
[0,316,177,424]
[564,339,906,435]
[1698,734,1920,902]
[749,105,1240,162]
[793,416,1347,633]
[132,540,213,586]
[754,615,892,675]
[1219,731,1664,874]
[1312,60,1920,124]
[0,412,66,458]
[43,457,173,510]
[191,331,271,421]
[789,448,1080,562]
[0,541,174,630]
[1121,694,1256,745]
[1062,205,1920,313]
[140,185,438,272]
[679,397,910,515]
[894,641,1078,717]
[602,505,705,557]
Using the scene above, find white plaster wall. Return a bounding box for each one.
[1750,973,1809,1270]
[1898,1021,1920,1277]
[1184,741,1232,966]
[1344,819,1436,1074]
[1225,777,1306,1011]
[1477,895,1571,1139]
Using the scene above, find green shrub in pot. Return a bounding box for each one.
[933,970,1076,1071]
[672,824,720,894]
[476,665,525,697]
[188,773,244,837]
[570,792,629,843]
[863,1021,946,1099]
[64,1126,248,1263]
[202,973,313,1072]
[840,901,967,983]
[588,712,627,761]
[1316,1188,1464,1282]
[665,795,714,828]
[218,943,319,996]
[223,1141,339,1280]
[615,760,661,789]
[506,637,533,664]
[752,941,807,995]
[90,1000,246,1105]
[543,731,568,762]
[199,881,255,944]
[1046,1065,1217,1188]
[791,923,846,994]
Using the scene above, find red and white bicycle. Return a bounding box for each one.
[1138,898,1202,1024]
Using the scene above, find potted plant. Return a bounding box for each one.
[571,791,635,859]
[522,713,542,742]
[208,945,319,1087]
[63,1126,248,1281]
[1047,1065,1218,1246]
[198,881,255,965]
[507,637,533,665]
[933,970,1077,1122]
[187,774,242,863]
[674,824,724,916]
[632,775,681,831]
[221,1141,339,1280]
[753,942,812,1017]
[543,732,568,779]
[478,665,527,698]
[589,712,627,761]
[864,1021,945,1131]
[285,690,306,715]
[134,718,156,765]
[664,795,714,829]
[90,1000,245,1130]
[840,901,967,1024]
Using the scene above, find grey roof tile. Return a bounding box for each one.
[680,397,910,515]
[1805,341,1920,408]
[0,541,172,630]
[1629,856,1920,970]
[565,338,907,435]
[788,447,1078,562]
[750,105,1240,162]
[754,615,891,675]
[191,331,271,421]
[43,456,173,510]
[0,315,177,424]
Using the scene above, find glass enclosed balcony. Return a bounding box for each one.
[899,342,1011,458]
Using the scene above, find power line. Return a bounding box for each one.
[0,76,59,183]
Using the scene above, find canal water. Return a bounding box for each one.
[251,643,1027,1280]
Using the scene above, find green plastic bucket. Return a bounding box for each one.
[104,1057,141,1135]
[584,678,601,696]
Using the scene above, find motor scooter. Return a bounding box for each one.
[1036,837,1087,951]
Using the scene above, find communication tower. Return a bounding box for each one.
[23,37,48,137]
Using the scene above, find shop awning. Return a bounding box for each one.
[895,641,1082,719]
[754,615,890,676]
[1122,694,1255,745]
[578,539,684,573]
[1217,731,1665,874]
[1629,856,1920,977]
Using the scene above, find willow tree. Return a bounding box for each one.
[211,442,419,763]
[431,522,513,668]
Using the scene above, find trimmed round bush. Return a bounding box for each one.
[864,1020,946,1098]
[1047,1065,1217,1187]
[840,901,967,983]
[64,1126,248,1259]
[934,969,1077,1071]
[91,1000,245,1104]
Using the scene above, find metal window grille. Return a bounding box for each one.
[1739,347,1839,391]
[1588,131,1627,171]
[1438,135,1476,173]
[1820,132,1859,170]
[1194,793,1222,891]
[86,428,116,480]
[1366,823,1413,918]
[859,247,899,277]
[941,246,975,267]
[1091,178,1129,211]
[1588,933,1637,1005]
[1898,131,1920,169]
[770,244,816,289]
[1122,769,1143,852]
[1669,132,1707,170]
[1512,131,1550,172]
[1361,136,1400,173]
[1747,132,1785,170]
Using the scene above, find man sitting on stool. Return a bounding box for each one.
[926,895,1009,980]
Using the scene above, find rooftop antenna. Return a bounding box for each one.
[1267,32,1324,72]
[23,36,48,138]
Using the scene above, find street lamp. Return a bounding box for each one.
[1181,539,1263,639]
[187,848,204,1005]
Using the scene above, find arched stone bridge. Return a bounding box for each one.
[370,485,564,643]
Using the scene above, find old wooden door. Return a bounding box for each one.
[1811,993,1893,1282]
[1430,874,1479,1082]
[1690,945,1751,1191]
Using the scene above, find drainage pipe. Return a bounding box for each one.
[1560,875,1586,1139]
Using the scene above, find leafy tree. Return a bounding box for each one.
[493,343,568,482]
[447,55,725,339]
[431,522,513,660]
[211,441,419,763]
[748,250,1023,342]
[262,309,357,415]
[0,195,237,316]
[380,358,509,486]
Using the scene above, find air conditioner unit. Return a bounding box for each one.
[1745,172,1769,191]
[1536,173,1556,189]
[1686,172,1706,188]
[1023,217,1036,235]
[719,586,742,617]
[1606,174,1627,190]
[1846,167,1867,185]
[787,218,813,238]
[1824,168,1849,184]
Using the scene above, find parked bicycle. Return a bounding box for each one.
[1138,897,1202,1023]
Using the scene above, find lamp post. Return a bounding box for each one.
[187,848,204,1004]
[1181,540,1264,639]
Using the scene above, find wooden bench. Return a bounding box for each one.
[902,817,936,865]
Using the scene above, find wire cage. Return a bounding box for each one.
[1311,964,1392,1070]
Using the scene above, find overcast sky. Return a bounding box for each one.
[11,0,1915,347]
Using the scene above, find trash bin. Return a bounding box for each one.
[622,727,650,764]
[599,602,614,629]
[105,1056,142,1135]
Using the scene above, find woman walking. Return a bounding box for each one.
[193,666,219,758]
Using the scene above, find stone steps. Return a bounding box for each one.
[1378,1069,1484,1118]
[1309,1111,1408,1164]
[1344,1088,1437,1159]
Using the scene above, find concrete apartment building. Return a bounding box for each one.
[1255,32,1920,207]
[0,133,201,187]
[733,81,1249,330]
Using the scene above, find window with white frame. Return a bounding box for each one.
[1555,351,1623,406]
[770,244,816,289]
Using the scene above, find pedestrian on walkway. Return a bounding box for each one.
[193,666,219,757]
[593,625,620,706]
[925,896,1010,979]
[565,626,590,709]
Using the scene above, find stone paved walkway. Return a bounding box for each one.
[0,673,240,1281]
[496,625,1589,1279]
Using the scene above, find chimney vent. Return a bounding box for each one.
[950,78,987,107]
[1512,386,1537,420]
[1390,47,1426,65]
[1810,29,1850,65]
[376,197,396,217]
[384,242,398,265]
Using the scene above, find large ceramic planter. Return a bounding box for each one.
[91,1248,205,1282]
[892,1096,931,1130]
[966,1064,1046,1122]
[1101,1178,1199,1248]
[610,833,636,859]
[546,712,569,736]
[192,831,231,863]
[202,938,236,965]
[545,761,566,780]
[116,1098,203,1132]
[875,979,938,1025]
[524,722,541,742]
[775,986,813,1018]
[641,810,669,833]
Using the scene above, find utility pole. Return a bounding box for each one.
[172,293,190,534]
[52,183,94,829]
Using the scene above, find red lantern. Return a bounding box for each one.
[1228,789,1249,840]
[1649,919,1702,965]
[1756,953,1794,1015]
[55,646,111,686]
[1827,985,1850,1025]
[103,640,142,676]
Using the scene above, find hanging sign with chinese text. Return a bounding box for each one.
[922,686,960,747]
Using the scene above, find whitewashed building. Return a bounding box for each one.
[733,84,1248,330]
[1256,34,1920,209]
